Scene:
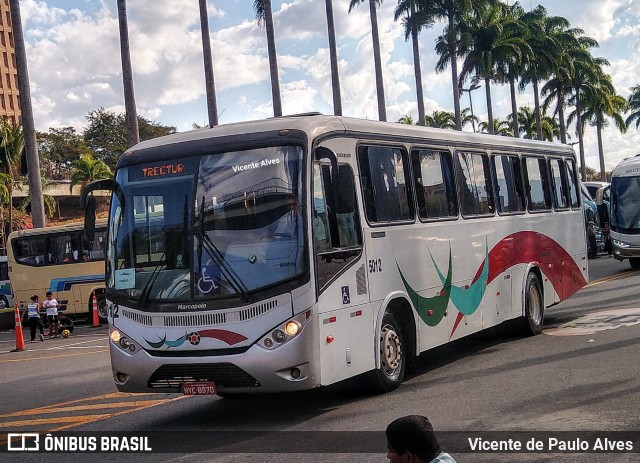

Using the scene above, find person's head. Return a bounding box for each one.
[30,295,39,302]
[386,415,442,463]
[46,291,53,299]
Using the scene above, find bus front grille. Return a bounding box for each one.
[148,363,260,389]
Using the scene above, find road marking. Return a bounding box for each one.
[545,307,640,336]
[0,349,108,363]
[0,392,188,432]
[585,269,640,288]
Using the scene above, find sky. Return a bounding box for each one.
[15,0,640,171]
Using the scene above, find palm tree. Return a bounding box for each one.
[509,106,559,141]
[518,6,563,141]
[395,0,427,126]
[69,155,113,195]
[424,109,456,129]
[625,85,640,130]
[578,74,627,181]
[397,115,415,124]
[460,107,479,131]
[324,0,342,116]
[479,118,514,137]
[566,53,609,181]
[459,2,526,135]
[116,0,140,147]
[199,0,219,127]
[349,0,386,121]
[0,119,24,235]
[253,0,282,117]
[411,0,484,130]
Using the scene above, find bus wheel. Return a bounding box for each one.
[97,294,108,323]
[0,296,8,310]
[521,273,543,336]
[365,312,405,393]
[630,258,640,270]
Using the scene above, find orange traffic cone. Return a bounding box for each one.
[12,304,25,352]
[91,292,101,327]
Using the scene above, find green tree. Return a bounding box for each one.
[424,109,456,129]
[395,0,427,125]
[478,118,513,136]
[625,84,640,130]
[0,119,24,235]
[509,106,559,141]
[349,0,387,121]
[69,154,113,195]
[82,108,176,170]
[37,127,92,180]
[397,115,415,124]
[459,1,526,134]
[254,0,282,117]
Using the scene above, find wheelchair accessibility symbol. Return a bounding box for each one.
[341,286,350,304]
[198,266,220,294]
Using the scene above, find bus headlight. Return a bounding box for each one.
[613,239,630,248]
[110,328,140,354]
[259,310,310,350]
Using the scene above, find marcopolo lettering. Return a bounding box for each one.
[178,303,207,310]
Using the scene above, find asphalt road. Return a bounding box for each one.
[1,256,639,463]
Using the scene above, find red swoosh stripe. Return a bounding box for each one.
[198,329,248,346]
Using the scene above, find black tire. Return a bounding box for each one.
[97,294,108,323]
[630,258,640,270]
[521,273,544,336]
[363,312,405,394]
[0,296,8,310]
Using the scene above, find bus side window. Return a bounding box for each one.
[456,151,495,216]
[357,145,414,223]
[523,156,552,211]
[565,159,580,209]
[411,149,458,219]
[314,162,363,291]
[493,154,525,214]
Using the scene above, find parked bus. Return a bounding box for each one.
[7,221,108,320]
[83,114,588,395]
[607,154,640,269]
[0,256,13,310]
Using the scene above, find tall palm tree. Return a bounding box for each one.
[411,0,482,130]
[541,24,597,144]
[0,119,24,235]
[625,85,640,130]
[395,0,427,126]
[199,0,219,127]
[324,0,342,116]
[459,2,526,134]
[397,115,416,124]
[509,106,559,141]
[566,53,609,181]
[253,0,282,117]
[578,74,627,181]
[518,6,563,141]
[424,109,456,129]
[117,0,140,147]
[69,155,113,195]
[349,0,386,121]
[460,107,479,130]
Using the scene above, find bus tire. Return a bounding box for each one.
[364,312,405,394]
[521,272,544,336]
[97,294,108,323]
[0,296,8,310]
[630,258,640,270]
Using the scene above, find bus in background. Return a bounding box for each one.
[0,256,13,310]
[607,154,640,269]
[7,221,108,320]
[83,114,587,396]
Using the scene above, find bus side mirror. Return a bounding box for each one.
[595,186,609,206]
[84,196,96,242]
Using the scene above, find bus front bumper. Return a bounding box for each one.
[109,320,320,394]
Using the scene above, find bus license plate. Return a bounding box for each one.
[181,382,217,395]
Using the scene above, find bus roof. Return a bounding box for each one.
[118,114,574,168]
[612,154,640,178]
[7,219,108,240]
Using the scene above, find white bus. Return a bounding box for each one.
[83,114,587,395]
[607,154,640,269]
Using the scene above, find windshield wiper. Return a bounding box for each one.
[137,252,166,308]
[196,199,252,303]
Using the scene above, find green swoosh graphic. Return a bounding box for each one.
[165,333,188,347]
[398,247,452,326]
[434,240,489,316]
[144,335,166,348]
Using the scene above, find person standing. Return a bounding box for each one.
[43,291,59,338]
[386,415,457,463]
[24,295,45,343]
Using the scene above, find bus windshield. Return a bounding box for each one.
[611,176,640,234]
[106,145,306,304]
